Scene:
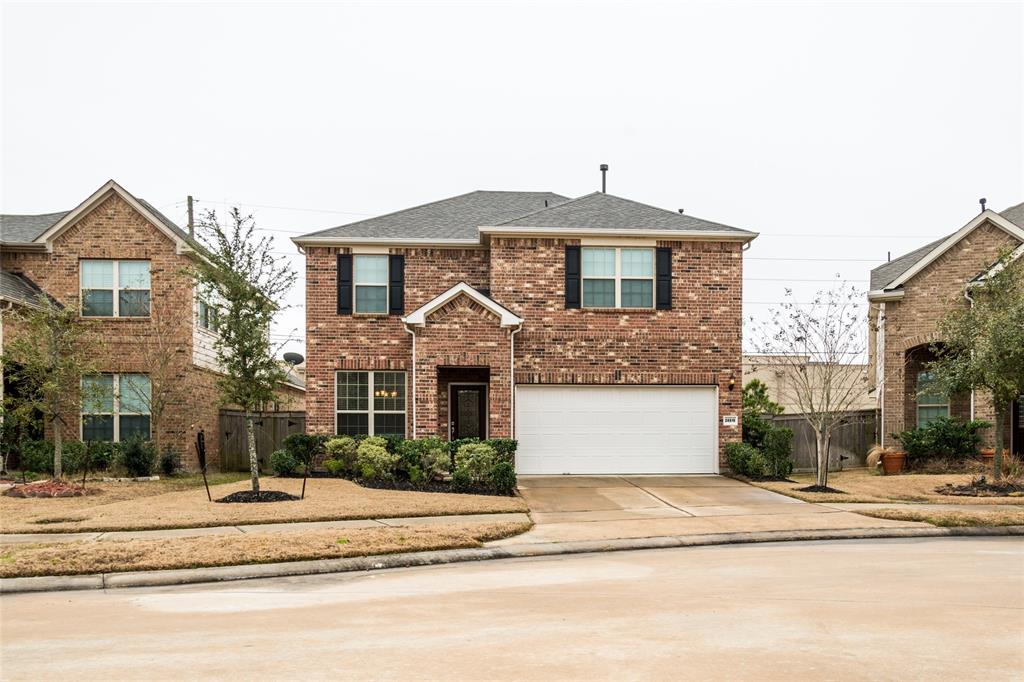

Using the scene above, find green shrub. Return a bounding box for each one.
[282,433,324,470]
[378,434,405,454]
[489,461,517,494]
[455,442,496,484]
[725,442,761,478]
[120,435,156,477]
[356,441,400,481]
[762,426,794,478]
[485,438,517,464]
[87,441,117,471]
[324,436,358,474]
[451,468,472,492]
[420,442,450,481]
[895,417,991,465]
[408,465,426,487]
[396,438,424,473]
[448,437,480,458]
[270,448,299,476]
[362,435,388,449]
[159,446,179,476]
[18,439,54,474]
[323,458,347,476]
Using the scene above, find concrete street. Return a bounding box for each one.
[2,537,1021,681]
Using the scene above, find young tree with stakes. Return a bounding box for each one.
[190,208,296,494]
[1,295,100,479]
[749,284,870,489]
[928,251,1024,480]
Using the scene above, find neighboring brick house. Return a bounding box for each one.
[1,180,303,470]
[295,190,756,474]
[868,201,1024,454]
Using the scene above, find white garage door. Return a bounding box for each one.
[514,385,718,475]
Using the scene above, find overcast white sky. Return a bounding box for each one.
[2,1,1022,358]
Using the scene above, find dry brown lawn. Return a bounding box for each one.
[1,476,527,534]
[752,469,1024,505]
[0,522,530,578]
[855,507,1024,528]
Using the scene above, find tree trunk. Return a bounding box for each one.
[815,429,830,488]
[245,413,260,493]
[993,404,1006,481]
[52,414,63,480]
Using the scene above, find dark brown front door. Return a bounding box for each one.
[1013,397,1023,457]
[450,384,487,440]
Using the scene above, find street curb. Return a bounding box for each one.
[3,525,1022,594]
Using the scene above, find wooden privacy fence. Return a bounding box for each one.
[219,410,305,472]
[771,410,877,472]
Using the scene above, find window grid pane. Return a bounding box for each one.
[918,406,949,428]
[621,249,653,277]
[373,414,406,438]
[581,248,615,277]
[354,255,389,285]
[118,261,151,289]
[583,279,615,307]
[336,372,369,411]
[82,290,114,317]
[621,279,653,308]
[82,415,114,441]
[120,415,151,441]
[119,290,151,317]
[355,286,387,313]
[337,413,369,436]
[81,261,113,289]
[120,375,151,414]
[82,375,115,414]
[374,372,406,412]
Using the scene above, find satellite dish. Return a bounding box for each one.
[283,352,304,366]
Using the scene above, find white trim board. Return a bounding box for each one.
[402,282,524,328]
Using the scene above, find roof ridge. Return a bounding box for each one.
[598,191,748,232]
[493,192,599,226]
[0,210,69,218]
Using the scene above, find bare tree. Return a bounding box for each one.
[749,284,869,489]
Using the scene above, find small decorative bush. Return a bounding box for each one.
[18,440,54,474]
[725,442,761,478]
[270,448,299,476]
[323,458,348,476]
[895,417,991,466]
[159,446,179,476]
[455,442,496,484]
[485,438,517,464]
[489,461,517,494]
[325,436,358,473]
[361,435,389,450]
[396,438,424,474]
[451,468,472,492]
[420,442,450,481]
[87,441,117,471]
[120,435,156,477]
[448,437,480,459]
[408,465,426,487]
[356,441,400,481]
[282,433,324,471]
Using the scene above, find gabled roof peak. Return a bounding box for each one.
[402,282,523,328]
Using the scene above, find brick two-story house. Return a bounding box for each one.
[868,201,1024,455]
[1,180,302,470]
[295,190,756,475]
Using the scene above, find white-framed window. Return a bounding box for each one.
[80,260,151,317]
[581,247,654,308]
[198,298,219,331]
[335,370,406,436]
[81,373,152,442]
[354,255,388,314]
[916,370,949,427]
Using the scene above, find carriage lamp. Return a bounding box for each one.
[728,372,736,391]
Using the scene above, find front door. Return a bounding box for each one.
[450,384,487,440]
[1013,397,1023,457]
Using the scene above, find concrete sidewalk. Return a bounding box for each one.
[0,512,531,545]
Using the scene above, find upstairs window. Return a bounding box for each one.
[354,255,388,313]
[581,247,654,308]
[198,299,219,331]
[81,373,151,441]
[917,371,949,427]
[80,260,150,317]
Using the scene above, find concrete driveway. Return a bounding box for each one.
[496,475,922,544]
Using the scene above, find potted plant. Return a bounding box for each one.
[880,449,906,475]
[979,447,997,466]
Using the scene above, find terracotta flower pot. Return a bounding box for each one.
[881,450,906,475]
[979,448,996,466]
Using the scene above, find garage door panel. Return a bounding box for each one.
[515,385,718,475]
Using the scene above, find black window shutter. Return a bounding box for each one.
[337,253,353,315]
[388,255,405,315]
[565,246,581,309]
[655,247,672,310]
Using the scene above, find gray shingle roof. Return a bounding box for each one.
[296,191,571,241]
[0,211,69,243]
[870,200,1024,291]
[0,270,55,308]
[497,192,753,235]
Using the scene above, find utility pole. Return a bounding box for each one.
[187,195,195,237]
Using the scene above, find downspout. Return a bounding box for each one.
[965,287,975,420]
[877,302,885,447]
[510,322,523,438]
[403,322,417,438]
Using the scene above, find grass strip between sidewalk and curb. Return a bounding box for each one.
[3,525,1022,595]
[853,507,1024,527]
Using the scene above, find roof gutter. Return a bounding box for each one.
[478,226,758,242]
[291,236,482,248]
[867,289,905,302]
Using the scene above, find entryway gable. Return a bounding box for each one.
[402,282,523,328]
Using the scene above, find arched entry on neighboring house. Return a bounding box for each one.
[903,343,970,430]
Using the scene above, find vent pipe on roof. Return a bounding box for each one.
[187,195,195,237]
[600,164,608,193]
[678,209,684,214]
[979,197,987,214]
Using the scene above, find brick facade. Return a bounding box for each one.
[870,221,1021,448]
[2,193,222,469]
[304,235,744,462]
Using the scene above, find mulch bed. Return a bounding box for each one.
[935,477,1024,497]
[356,478,514,497]
[3,480,97,498]
[215,490,301,503]
[795,485,847,494]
